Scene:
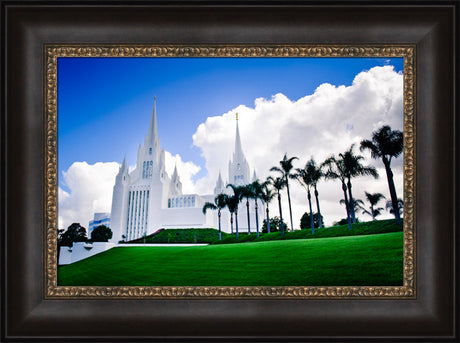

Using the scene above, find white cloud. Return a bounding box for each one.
[58,153,201,232]
[164,151,201,194]
[191,65,404,226]
[58,162,120,231]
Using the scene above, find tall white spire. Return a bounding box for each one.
[228,112,250,185]
[234,112,244,160]
[145,95,158,146]
[214,169,224,194]
[171,163,179,181]
[121,155,127,171]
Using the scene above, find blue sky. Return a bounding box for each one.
[57,57,403,192]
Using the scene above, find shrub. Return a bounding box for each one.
[300,212,324,229]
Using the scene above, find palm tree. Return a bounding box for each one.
[294,158,324,233]
[270,154,298,232]
[268,176,287,236]
[202,193,229,240]
[226,184,244,239]
[340,198,365,216]
[294,166,314,233]
[250,180,264,237]
[322,155,353,230]
[362,192,386,220]
[341,145,379,223]
[260,180,275,235]
[386,198,403,217]
[308,158,325,228]
[360,125,403,224]
[240,183,254,235]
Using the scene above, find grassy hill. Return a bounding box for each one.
[127,228,229,244]
[58,231,403,286]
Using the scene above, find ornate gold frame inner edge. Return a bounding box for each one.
[44,44,416,299]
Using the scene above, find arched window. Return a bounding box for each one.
[142,161,146,178]
[149,161,153,178]
[168,199,171,208]
[149,147,152,155]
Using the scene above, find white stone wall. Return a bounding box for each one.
[59,242,115,265]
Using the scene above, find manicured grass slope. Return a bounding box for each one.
[215,219,402,244]
[58,232,403,286]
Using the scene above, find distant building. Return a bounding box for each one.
[88,212,111,239]
[110,98,261,243]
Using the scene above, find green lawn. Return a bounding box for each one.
[58,231,403,286]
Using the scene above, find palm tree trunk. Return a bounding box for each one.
[277,193,284,237]
[347,179,356,223]
[342,181,352,230]
[235,209,239,239]
[307,188,314,234]
[383,159,401,224]
[266,206,270,233]
[371,205,375,221]
[285,178,294,232]
[218,209,222,240]
[246,199,251,235]
[255,199,260,238]
[230,213,234,236]
[314,186,323,228]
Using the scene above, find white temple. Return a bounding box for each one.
[109,98,262,243]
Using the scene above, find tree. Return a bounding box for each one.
[203,193,229,240]
[362,192,386,220]
[300,212,324,230]
[306,158,325,228]
[341,144,378,223]
[262,216,287,233]
[226,184,244,238]
[240,183,255,235]
[270,154,298,232]
[267,176,287,236]
[322,155,353,230]
[250,180,265,238]
[58,223,87,247]
[294,158,323,234]
[260,180,275,235]
[360,125,404,224]
[386,198,404,217]
[90,225,113,242]
[340,198,365,221]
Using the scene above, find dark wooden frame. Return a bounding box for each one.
[1,1,457,341]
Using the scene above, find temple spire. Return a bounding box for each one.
[146,96,158,146]
[234,112,244,159]
[172,163,179,180]
[121,155,127,171]
[214,169,224,194]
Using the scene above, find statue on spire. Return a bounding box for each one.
[235,112,238,121]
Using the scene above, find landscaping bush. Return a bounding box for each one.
[126,228,228,244]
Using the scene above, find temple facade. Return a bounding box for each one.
[109,99,261,243]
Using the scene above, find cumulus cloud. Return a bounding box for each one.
[58,162,120,231]
[164,151,201,194]
[191,65,404,226]
[58,153,201,231]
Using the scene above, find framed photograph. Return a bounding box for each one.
[2,1,457,341]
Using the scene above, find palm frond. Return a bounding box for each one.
[202,202,217,215]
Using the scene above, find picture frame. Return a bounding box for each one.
[1,1,457,341]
